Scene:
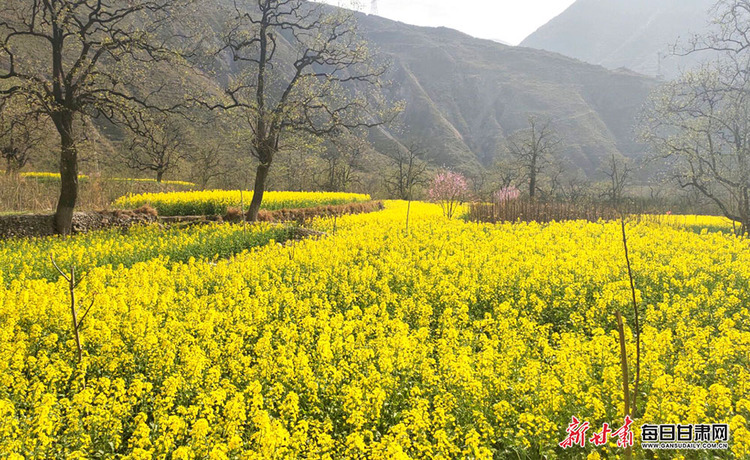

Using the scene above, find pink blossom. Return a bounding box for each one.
[428,170,469,218]
[494,186,521,204]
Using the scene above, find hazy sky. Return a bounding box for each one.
[325,0,578,45]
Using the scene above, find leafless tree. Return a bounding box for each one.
[0,0,195,233]
[274,144,321,192]
[205,0,398,221]
[0,97,48,174]
[506,116,561,199]
[190,145,233,190]
[643,0,750,233]
[490,157,522,191]
[124,117,188,183]
[536,157,569,201]
[560,169,591,204]
[601,154,632,207]
[384,141,430,200]
[468,168,491,201]
[316,130,368,192]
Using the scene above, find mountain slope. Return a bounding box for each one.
[521,0,716,78]
[357,15,657,175]
[1,1,660,183]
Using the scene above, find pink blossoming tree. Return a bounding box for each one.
[494,186,521,204]
[429,170,469,218]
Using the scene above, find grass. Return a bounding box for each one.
[0,173,197,214]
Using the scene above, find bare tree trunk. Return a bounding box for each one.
[55,112,78,235]
[247,161,271,222]
[529,154,538,199]
[156,170,164,183]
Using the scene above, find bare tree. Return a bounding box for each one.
[384,141,430,200]
[537,157,569,201]
[124,117,188,183]
[0,97,48,174]
[190,145,233,190]
[490,157,522,191]
[317,130,368,192]
[207,0,397,221]
[468,168,490,201]
[560,169,591,204]
[642,66,750,230]
[506,116,561,199]
[274,141,322,192]
[642,0,750,233]
[601,154,632,207]
[0,0,194,233]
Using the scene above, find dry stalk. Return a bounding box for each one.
[620,218,641,417]
[615,311,633,459]
[50,255,94,363]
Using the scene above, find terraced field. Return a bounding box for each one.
[114,191,372,216]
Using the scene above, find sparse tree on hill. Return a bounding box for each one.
[537,157,569,201]
[560,168,591,204]
[506,116,561,200]
[0,0,195,233]
[274,140,322,192]
[490,158,521,192]
[206,0,397,221]
[468,169,491,201]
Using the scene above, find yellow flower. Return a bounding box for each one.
[0,201,748,459]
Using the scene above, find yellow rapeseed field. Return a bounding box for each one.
[20,172,195,187]
[0,222,292,283]
[20,172,90,181]
[0,202,747,459]
[114,191,372,216]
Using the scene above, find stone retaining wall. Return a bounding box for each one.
[0,210,158,239]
